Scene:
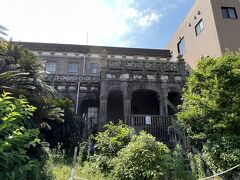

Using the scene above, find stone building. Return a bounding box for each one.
[22,42,188,142]
[167,0,240,69]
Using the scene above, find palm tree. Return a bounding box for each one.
[0,41,62,130]
[0,25,8,41]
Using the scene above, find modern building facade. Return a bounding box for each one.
[22,42,188,142]
[167,0,240,69]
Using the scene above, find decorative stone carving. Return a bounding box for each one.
[80,86,88,90]
[126,61,144,69]
[107,60,179,72]
[106,74,116,79]
[46,74,100,83]
[90,87,98,91]
[147,75,156,81]
[108,60,123,69]
[120,74,129,79]
[133,75,143,80]
[161,76,169,82]
[174,76,182,81]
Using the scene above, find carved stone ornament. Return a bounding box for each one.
[120,74,130,79]
[46,74,100,83]
[106,74,116,79]
[161,76,169,82]
[174,76,182,81]
[147,75,156,81]
[107,59,179,72]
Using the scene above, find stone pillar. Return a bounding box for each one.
[99,96,108,129]
[123,96,131,123]
[158,95,168,116]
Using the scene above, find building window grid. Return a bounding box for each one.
[221,7,238,19]
[68,63,78,73]
[195,19,204,36]
[46,62,57,73]
[90,63,100,75]
[177,37,185,55]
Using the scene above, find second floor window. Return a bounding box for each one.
[222,7,238,19]
[68,63,78,73]
[90,63,100,75]
[177,37,185,55]
[195,19,204,36]
[46,62,57,73]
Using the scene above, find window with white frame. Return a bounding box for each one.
[68,63,78,73]
[90,63,100,75]
[46,62,57,73]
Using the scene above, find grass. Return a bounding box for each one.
[51,162,107,180]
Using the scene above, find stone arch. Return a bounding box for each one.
[107,90,124,123]
[131,89,159,115]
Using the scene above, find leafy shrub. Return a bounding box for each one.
[170,145,191,179]
[202,135,240,173]
[110,131,171,180]
[0,92,40,179]
[90,121,134,174]
[95,121,134,157]
[188,153,205,179]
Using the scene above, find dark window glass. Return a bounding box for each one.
[90,63,100,75]
[88,107,98,124]
[221,7,238,19]
[46,62,57,73]
[195,19,204,36]
[177,37,185,55]
[68,63,78,73]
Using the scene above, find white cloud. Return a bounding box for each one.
[137,12,162,28]
[0,0,163,47]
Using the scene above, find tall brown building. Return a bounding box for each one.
[167,0,240,69]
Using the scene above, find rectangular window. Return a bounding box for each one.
[88,107,98,124]
[177,37,185,55]
[46,62,57,73]
[90,63,100,75]
[195,19,204,36]
[221,7,238,19]
[68,63,78,73]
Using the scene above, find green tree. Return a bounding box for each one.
[0,41,63,130]
[0,92,40,179]
[177,52,240,172]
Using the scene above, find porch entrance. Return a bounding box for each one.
[107,91,124,123]
[131,90,159,115]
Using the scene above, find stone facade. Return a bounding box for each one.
[22,42,188,140]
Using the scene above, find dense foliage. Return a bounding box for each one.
[111,131,171,180]
[89,121,134,173]
[95,121,134,157]
[43,98,85,149]
[177,52,240,172]
[0,92,40,179]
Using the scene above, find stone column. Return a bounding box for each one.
[158,95,168,116]
[99,96,108,129]
[123,96,131,123]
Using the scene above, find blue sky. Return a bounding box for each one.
[0,0,195,49]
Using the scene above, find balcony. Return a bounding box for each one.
[125,115,173,141]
